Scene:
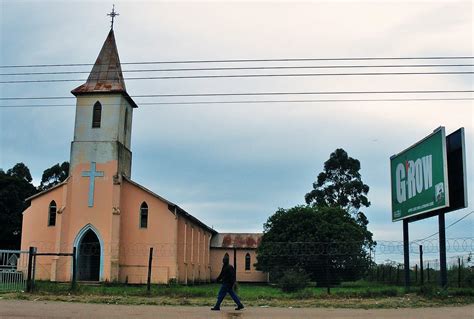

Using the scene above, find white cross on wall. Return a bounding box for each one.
[82,162,104,207]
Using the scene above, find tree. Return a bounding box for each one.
[255,205,374,286]
[6,162,32,183]
[305,148,370,215]
[0,164,37,249]
[39,161,69,191]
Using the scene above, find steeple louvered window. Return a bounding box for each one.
[92,101,102,128]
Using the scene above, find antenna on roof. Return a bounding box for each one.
[107,4,119,30]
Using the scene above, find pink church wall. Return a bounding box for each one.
[19,164,267,284]
[176,215,212,284]
[64,160,119,282]
[119,180,179,284]
[20,184,67,281]
[210,249,268,283]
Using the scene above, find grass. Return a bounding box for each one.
[0,280,473,309]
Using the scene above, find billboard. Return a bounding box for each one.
[390,127,449,221]
[444,128,468,213]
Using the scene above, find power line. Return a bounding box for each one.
[1,71,473,83]
[1,56,473,68]
[1,64,472,76]
[413,211,474,242]
[1,98,473,108]
[1,90,472,100]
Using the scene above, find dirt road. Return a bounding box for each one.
[0,300,473,319]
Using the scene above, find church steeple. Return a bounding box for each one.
[69,26,136,178]
[71,30,127,95]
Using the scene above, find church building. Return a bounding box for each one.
[20,25,267,284]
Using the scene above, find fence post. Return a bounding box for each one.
[419,245,424,286]
[396,265,400,285]
[26,246,35,292]
[31,249,37,291]
[415,264,418,285]
[147,247,153,293]
[458,257,461,288]
[325,257,330,295]
[72,247,77,290]
[427,262,430,282]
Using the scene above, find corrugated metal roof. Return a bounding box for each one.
[71,30,128,96]
[211,233,262,249]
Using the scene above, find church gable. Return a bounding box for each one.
[120,179,178,241]
[21,182,67,251]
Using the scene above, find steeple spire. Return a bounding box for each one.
[71,29,127,94]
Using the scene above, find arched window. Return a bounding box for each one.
[92,101,102,128]
[245,253,251,271]
[140,202,148,228]
[48,200,57,226]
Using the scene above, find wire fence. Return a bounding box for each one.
[368,254,473,288]
[10,237,474,291]
[256,238,474,290]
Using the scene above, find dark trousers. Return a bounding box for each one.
[214,283,243,308]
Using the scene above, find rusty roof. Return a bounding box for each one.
[71,29,129,96]
[211,233,262,249]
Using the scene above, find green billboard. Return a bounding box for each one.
[390,127,449,221]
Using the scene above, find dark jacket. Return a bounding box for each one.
[216,263,236,286]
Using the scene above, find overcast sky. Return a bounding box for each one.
[0,1,472,259]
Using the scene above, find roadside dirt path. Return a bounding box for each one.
[0,300,473,319]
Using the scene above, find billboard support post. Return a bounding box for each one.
[439,212,447,288]
[403,219,410,290]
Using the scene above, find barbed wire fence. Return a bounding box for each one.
[368,237,473,288]
[22,237,473,293]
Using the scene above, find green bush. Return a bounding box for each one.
[278,269,310,292]
[464,272,474,288]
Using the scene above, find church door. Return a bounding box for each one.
[77,229,101,281]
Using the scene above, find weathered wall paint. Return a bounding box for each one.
[18,29,268,285]
[209,249,268,283]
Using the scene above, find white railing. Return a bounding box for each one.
[0,249,29,292]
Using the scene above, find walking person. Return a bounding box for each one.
[211,254,244,311]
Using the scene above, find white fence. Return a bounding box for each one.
[0,249,29,292]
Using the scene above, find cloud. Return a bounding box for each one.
[1,1,472,242]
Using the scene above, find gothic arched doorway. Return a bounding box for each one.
[77,229,101,281]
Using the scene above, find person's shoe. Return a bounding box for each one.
[235,305,244,311]
[211,307,220,311]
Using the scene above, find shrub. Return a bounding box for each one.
[167,278,178,287]
[464,272,474,288]
[278,269,310,292]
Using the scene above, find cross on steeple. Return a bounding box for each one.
[107,5,119,29]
